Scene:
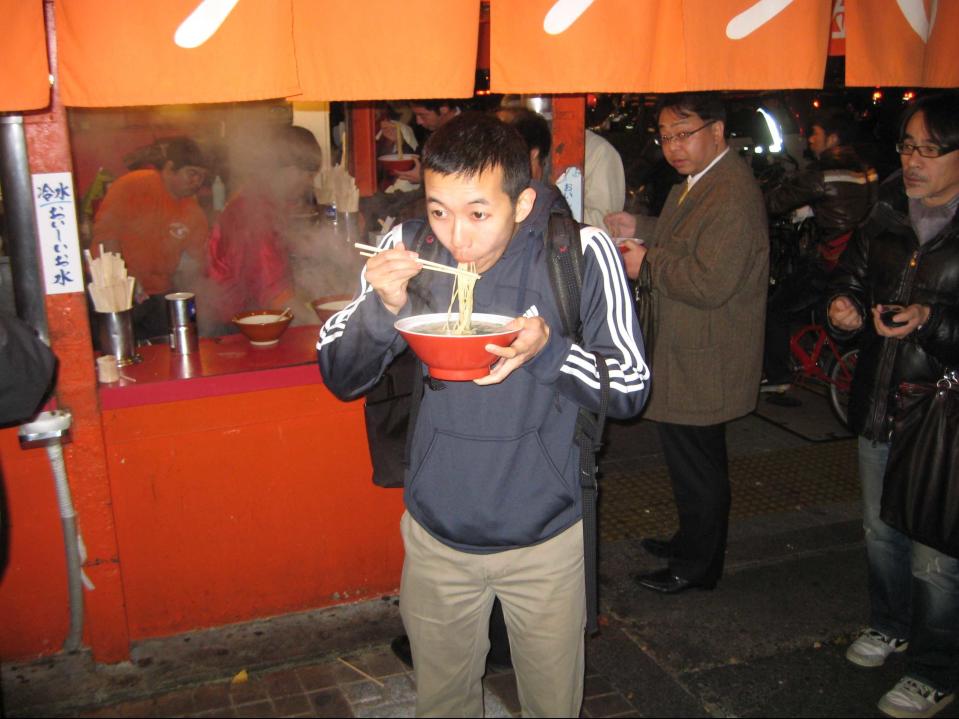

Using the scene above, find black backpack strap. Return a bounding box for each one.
[402,219,443,473]
[546,210,585,340]
[544,207,608,635]
[578,354,609,635]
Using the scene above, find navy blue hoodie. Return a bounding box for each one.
[318,182,649,552]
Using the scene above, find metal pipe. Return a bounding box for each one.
[0,115,49,343]
[45,439,84,652]
[18,410,85,653]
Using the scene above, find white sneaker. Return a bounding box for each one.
[846,628,909,667]
[760,380,792,393]
[878,676,955,718]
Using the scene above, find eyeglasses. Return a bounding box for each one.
[896,141,957,158]
[654,120,716,147]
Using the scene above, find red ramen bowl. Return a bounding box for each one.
[395,312,519,381]
[311,294,354,324]
[378,153,417,175]
[232,310,292,347]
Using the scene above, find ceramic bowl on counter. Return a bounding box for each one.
[311,295,354,324]
[231,310,293,347]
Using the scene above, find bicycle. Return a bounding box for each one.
[787,322,859,427]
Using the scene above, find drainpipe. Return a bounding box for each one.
[18,411,85,652]
[0,115,49,343]
[2,113,87,653]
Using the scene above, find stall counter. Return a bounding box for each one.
[97,325,404,641]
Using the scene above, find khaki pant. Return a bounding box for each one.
[400,512,586,718]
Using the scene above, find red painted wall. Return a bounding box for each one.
[0,429,71,658]
[100,384,405,640]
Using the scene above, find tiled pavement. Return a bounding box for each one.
[6,387,957,718]
[61,652,641,718]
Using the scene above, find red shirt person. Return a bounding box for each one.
[205,125,322,329]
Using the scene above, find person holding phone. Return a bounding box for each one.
[826,91,959,719]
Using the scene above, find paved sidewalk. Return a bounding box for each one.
[3,392,957,718]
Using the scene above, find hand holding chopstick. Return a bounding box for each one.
[354,243,480,281]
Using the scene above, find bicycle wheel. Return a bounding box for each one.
[829,348,859,427]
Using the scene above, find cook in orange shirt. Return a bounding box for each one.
[92,136,210,339]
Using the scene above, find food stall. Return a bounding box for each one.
[1,0,956,665]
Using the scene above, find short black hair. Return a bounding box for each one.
[505,108,551,166]
[422,112,531,202]
[657,93,727,130]
[158,136,210,170]
[900,91,959,153]
[273,125,322,173]
[812,107,858,146]
[410,98,463,114]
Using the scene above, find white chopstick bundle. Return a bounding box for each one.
[354,243,481,281]
[85,245,136,312]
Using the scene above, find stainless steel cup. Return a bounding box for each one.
[97,309,139,366]
[165,292,199,355]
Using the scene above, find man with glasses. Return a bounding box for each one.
[606,93,768,594]
[827,91,959,719]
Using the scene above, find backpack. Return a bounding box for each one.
[363,202,610,634]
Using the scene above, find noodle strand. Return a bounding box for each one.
[446,263,478,334]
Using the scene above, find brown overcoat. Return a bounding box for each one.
[637,150,769,425]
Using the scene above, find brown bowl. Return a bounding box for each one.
[378,153,417,175]
[231,310,293,347]
[311,294,354,324]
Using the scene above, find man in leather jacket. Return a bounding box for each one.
[763,107,878,391]
[826,92,959,719]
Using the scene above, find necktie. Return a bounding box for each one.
[677,182,692,206]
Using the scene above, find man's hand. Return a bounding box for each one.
[618,240,646,280]
[604,211,638,240]
[871,303,931,339]
[474,316,549,386]
[828,296,863,331]
[379,120,398,143]
[394,156,423,184]
[363,246,422,315]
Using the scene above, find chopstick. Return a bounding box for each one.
[354,243,480,281]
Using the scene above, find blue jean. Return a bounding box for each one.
[859,436,959,692]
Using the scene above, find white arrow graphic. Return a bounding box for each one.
[726,0,794,40]
[897,0,938,42]
[544,0,595,35]
[175,0,241,49]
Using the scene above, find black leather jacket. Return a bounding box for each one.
[826,171,959,440]
[766,145,878,241]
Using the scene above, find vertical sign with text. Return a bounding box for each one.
[33,172,84,295]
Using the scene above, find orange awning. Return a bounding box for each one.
[490,0,832,94]
[845,0,959,87]
[293,0,479,101]
[56,0,301,107]
[0,0,50,112]
[3,0,958,112]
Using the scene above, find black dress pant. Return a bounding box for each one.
[657,421,730,585]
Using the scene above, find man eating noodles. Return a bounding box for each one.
[318,113,649,717]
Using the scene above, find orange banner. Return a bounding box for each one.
[683,0,831,90]
[845,0,959,87]
[56,0,300,107]
[491,0,685,94]
[491,0,831,93]
[293,0,479,101]
[0,0,50,112]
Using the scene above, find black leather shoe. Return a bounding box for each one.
[640,536,673,559]
[635,568,715,594]
[390,634,413,669]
